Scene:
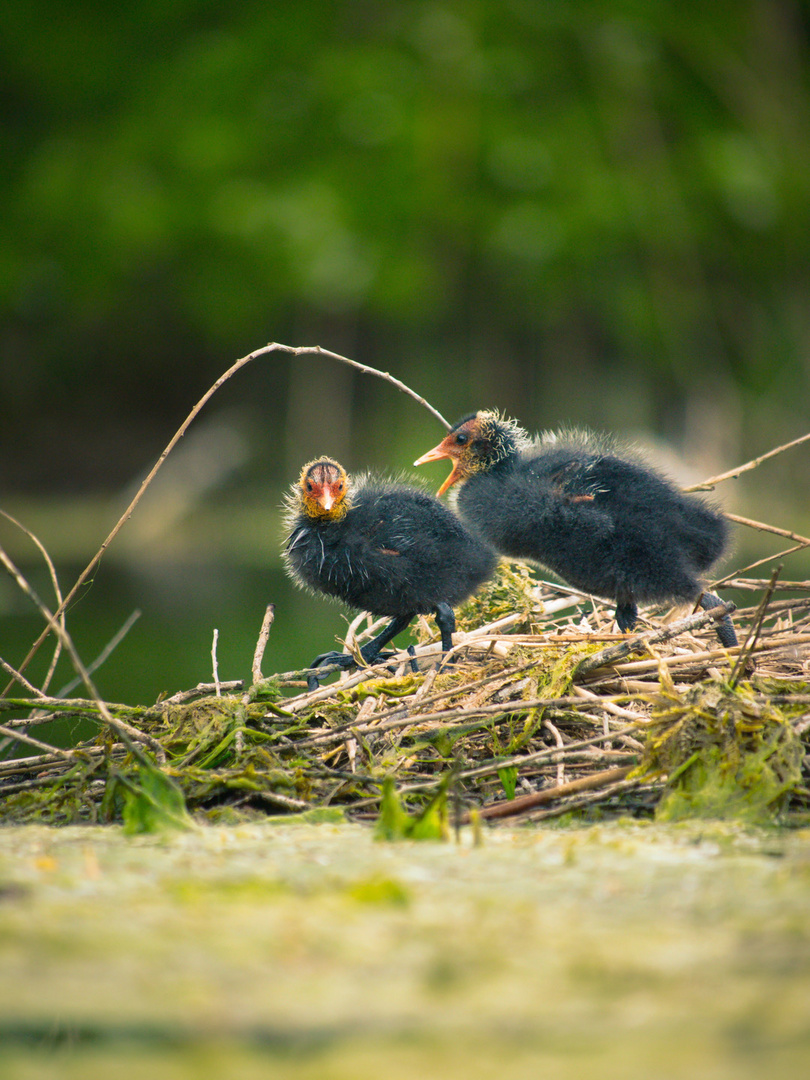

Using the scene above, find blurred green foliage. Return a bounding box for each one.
[2,0,809,495]
[2,1,810,706]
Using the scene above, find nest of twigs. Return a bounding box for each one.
[2,563,809,834]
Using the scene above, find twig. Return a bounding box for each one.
[251,604,276,685]
[0,510,65,695]
[684,431,810,491]
[250,790,313,813]
[722,579,810,592]
[0,745,115,775]
[573,685,648,734]
[0,723,78,762]
[268,343,451,429]
[573,601,736,677]
[728,565,781,688]
[0,659,47,699]
[160,681,244,705]
[722,513,810,546]
[713,541,810,588]
[543,718,566,785]
[601,631,810,676]
[212,629,221,697]
[465,765,635,823]
[55,609,141,698]
[518,777,648,822]
[0,696,139,715]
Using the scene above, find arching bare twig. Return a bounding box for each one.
[2,343,445,694]
[267,343,451,429]
[0,510,65,695]
[685,430,810,491]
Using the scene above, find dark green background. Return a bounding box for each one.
[1,1,809,712]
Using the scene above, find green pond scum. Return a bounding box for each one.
[643,674,805,825]
[1,819,810,1079]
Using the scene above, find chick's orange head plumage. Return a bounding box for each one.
[413,422,475,495]
[298,457,349,519]
[414,411,520,495]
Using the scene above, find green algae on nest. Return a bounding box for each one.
[374,777,450,841]
[455,560,542,632]
[642,676,805,824]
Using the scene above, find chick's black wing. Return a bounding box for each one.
[353,489,442,562]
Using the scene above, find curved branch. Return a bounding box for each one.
[268,343,450,429]
[3,343,445,694]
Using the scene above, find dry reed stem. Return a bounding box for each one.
[729,565,781,687]
[573,601,736,676]
[0,659,47,699]
[468,765,635,822]
[723,513,810,546]
[0,542,164,760]
[517,777,649,823]
[0,510,65,696]
[684,430,810,491]
[0,723,78,761]
[250,604,276,686]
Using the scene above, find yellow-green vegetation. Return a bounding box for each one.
[643,674,806,824]
[455,560,544,632]
[373,776,450,841]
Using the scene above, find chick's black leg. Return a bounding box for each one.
[699,591,738,649]
[434,602,456,655]
[306,612,415,691]
[615,600,638,634]
[358,612,415,664]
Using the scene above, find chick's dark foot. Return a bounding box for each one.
[433,602,458,671]
[358,643,397,666]
[714,617,738,650]
[699,591,739,649]
[306,650,356,692]
[306,645,399,691]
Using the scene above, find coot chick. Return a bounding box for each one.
[284,458,497,689]
[415,411,737,647]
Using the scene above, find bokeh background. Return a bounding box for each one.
[2,0,809,714]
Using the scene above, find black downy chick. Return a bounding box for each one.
[415,411,737,648]
[284,458,497,689]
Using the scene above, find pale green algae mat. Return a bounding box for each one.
[1,820,809,1079]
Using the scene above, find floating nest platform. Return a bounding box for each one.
[2,564,809,833]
